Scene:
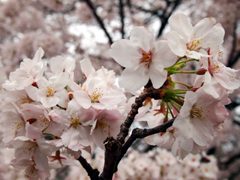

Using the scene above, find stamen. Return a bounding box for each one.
[70,117,81,128]
[46,87,56,97]
[190,104,203,119]
[90,90,102,103]
[140,49,152,68]
[186,39,201,51]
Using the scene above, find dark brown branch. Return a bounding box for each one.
[78,155,100,180]
[116,85,162,145]
[227,51,240,68]
[157,0,181,38]
[227,19,238,67]
[114,119,174,172]
[119,0,125,38]
[83,0,113,45]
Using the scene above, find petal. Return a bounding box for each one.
[193,17,216,39]
[169,13,193,40]
[108,39,140,68]
[153,40,177,67]
[166,31,187,57]
[201,23,225,51]
[119,66,149,92]
[215,63,240,90]
[74,90,91,109]
[149,66,167,89]
[33,48,44,61]
[80,57,95,77]
[129,26,154,51]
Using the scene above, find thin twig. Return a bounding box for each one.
[227,19,238,67]
[83,0,113,45]
[119,0,125,38]
[157,0,181,38]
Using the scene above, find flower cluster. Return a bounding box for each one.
[1,49,126,179]
[0,12,239,179]
[109,13,240,157]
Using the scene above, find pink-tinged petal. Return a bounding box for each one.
[153,40,177,67]
[108,39,140,68]
[26,123,42,139]
[169,13,193,40]
[166,31,187,57]
[149,66,167,89]
[33,48,44,61]
[201,23,225,51]
[33,148,50,180]
[80,57,95,77]
[61,127,91,151]
[129,26,154,51]
[119,66,149,92]
[40,96,59,108]
[193,17,216,39]
[214,63,240,90]
[73,90,91,109]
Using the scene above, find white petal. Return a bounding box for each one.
[108,39,140,68]
[201,23,225,51]
[129,26,154,51]
[193,17,216,39]
[169,13,193,40]
[166,31,187,57]
[33,48,44,61]
[119,66,149,92]
[149,66,167,89]
[153,40,177,67]
[80,57,95,77]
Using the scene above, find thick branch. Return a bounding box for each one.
[83,0,113,45]
[116,85,162,145]
[78,155,100,180]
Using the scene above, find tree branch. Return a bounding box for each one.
[227,19,238,67]
[114,119,174,172]
[78,155,100,180]
[83,0,113,45]
[157,0,181,38]
[116,84,163,145]
[119,0,125,38]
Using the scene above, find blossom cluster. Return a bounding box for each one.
[0,12,239,179]
[0,48,126,179]
[109,13,240,157]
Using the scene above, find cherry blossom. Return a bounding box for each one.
[109,27,177,92]
[2,48,46,91]
[166,13,225,59]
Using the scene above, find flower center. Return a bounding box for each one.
[90,90,102,103]
[140,49,152,68]
[186,39,201,51]
[190,104,203,119]
[70,117,81,128]
[209,63,220,75]
[46,87,56,97]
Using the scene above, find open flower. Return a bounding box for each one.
[166,13,225,59]
[2,48,46,91]
[173,90,229,149]
[70,58,126,110]
[109,27,177,92]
